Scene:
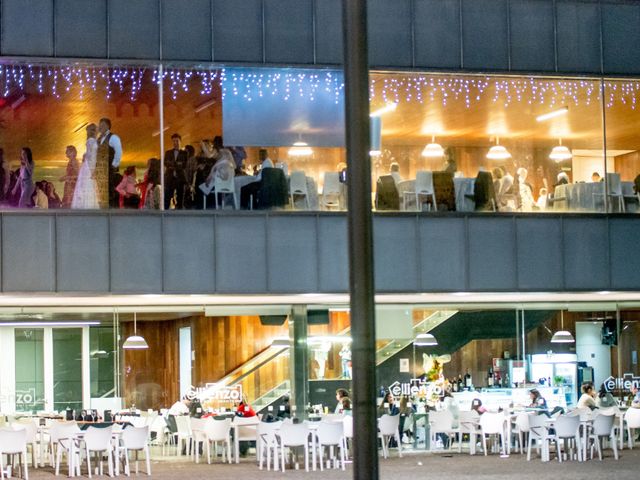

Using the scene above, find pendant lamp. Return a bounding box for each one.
[123,312,149,350]
[486,137,511,160]
[550,310,575,343]
[288,135,313,157]
[414,332,438,346]
[421,135,445,158]
[549,139,572,162]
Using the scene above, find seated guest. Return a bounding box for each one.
[203,149,236,209]
[169,395,192,415]
[529,388,548,409]
[236,396,257,418]
[277,396,292,419]
[471,398,487,415]
[631,385,640,408]
[597,384,617,408]
[116,166,140,209]
[555,171,570,186]
[389,162,402,184]
[591,171,602,182]
[335,388,350,414]
[377,392,399,417]
[577,383,598,410]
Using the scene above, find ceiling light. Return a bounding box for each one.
[536,106,569,122]
[123,312,148,350]
[194,98,217,113]
[151,126,170,138]
[486,138,511,160]
[550,310,575,344]
[422,136,445,158]
[414,332,438,346]
[288,141,313,157]
[370,102,397,117]
[549,139,572,162]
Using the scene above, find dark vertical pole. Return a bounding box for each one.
[342,1,378,479]
[290,305,308,419]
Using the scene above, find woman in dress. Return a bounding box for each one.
[59,145,79,208]
[71,124,99,209]
[12,147,35,208]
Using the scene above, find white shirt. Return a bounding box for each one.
[577,393,597,410]
[168,400,189,416]
[100,130,123,168]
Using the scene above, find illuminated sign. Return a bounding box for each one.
[388,378,443,398]
[186,383,243,403]
[603,373,640,392]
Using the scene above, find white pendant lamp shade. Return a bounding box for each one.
[549,144,572,162]
[414,332,438,346]
[422,136,445,158]
[288,141,313,157]
[370,116,382,156]
[550,310,574,344]
[486,138,512,160]
[123,312,149,350]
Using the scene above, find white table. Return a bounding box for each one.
[553,182,634,212]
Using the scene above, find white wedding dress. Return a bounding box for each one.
[71,138,99,209]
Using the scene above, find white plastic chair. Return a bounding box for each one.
[118,426,151,476]
[624,408,640,449]
[321,172,342,210]
[257,421,281,471]
[315,421,346,471]
[204,418,232,464]
[232,416,259,464]
[428,410,456,451]
[553,414,582,462]
[479,412,507,456]
[174,415,192,456]
[0,428,28,480]
[527,414,550,462]
[589,412,618,460]
[411,171,437,211]
[11,420,39,468]
[213,173,237,209]
[289,171,310,209]
[593,173,625,212]
[456,410,480,454]
[512,412,531,454]
[49,421,81,476]
[378,414,402,458]
[278,422,311,472]
[82,426,114,478]
[148,414,170,456]
[190,417,208,464]
[342,416,354,460]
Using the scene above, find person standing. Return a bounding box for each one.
[13,147,35,208]
[59,145,79,208]
[71,124,99,209]
[164,133,188,209]
[96,117,123,209]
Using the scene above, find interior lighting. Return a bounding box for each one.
[122,312,149,350]
[370,102,397,117]
[486,137,511,160]
[551,310,575,344]
[0,321,100,327]
[414,332,438,346]
[421,135,445,158]
[536,106,569,122]
[288,141,313,157]
[549,140,572,162]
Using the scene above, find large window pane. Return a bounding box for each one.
[14,328,44,412]
[90,326,115,399]
[53,328,82,411]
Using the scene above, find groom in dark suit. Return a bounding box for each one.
[164,133,188,209]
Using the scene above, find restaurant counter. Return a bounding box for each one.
[451,386,567,411]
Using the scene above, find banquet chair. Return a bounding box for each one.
[527,413,550,461]
[82,426,114,478]
[321,172,343,210]
[213,174,237,209]
[315,421,346,471]
[289,171,310,210]
[624,408,640,449]
[118,426,151,476]
[479,412,507,456]
[378,414,402,458]
[406,171,436,211]
[553,414,582,462]
[204,418,232,464]
[589,412,618,460]
[257,420,281,471]
[278,421,311,472]
[428,410,456,451]
[593,173,625,212]
[49,421,81,476]
[0,427,28,480]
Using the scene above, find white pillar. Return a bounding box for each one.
[0,327,16,413]
[82,327,91,409]
[43,328,54,412]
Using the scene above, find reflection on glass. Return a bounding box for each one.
[90,326,115,399]
[14,328,45,412]
[53,328,82,411]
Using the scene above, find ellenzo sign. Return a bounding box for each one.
[603,373,640,392]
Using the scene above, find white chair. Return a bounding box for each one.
[257,421,281,471]
[553,414,582,462]
[342,416,353,460]
[11,420,39,468]
[275,161,288,176]
[204,418,232,464]
[289,171,310,209]
[49,421,81,476]
[278,422,311,472]
[593,173,625,212]
[315,421,346,471]
[408,171,437,211]
[118,426,151,476]
[624,408,640,449]
[512,412,531,454]
[173,415,192,456]
[378,414,402,458]
[0,428,28,480]
[321,172,343,210]
[589,412,618,460]
[456,410,480,454]
[428,410,456,451]
[526,414,550,462]
[479,412,507,456]
[148,414,170,456]
[213,173,237,209]
[232,416,259,464]
[82,426,114,478]
[189,417,208,464]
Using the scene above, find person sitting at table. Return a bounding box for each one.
[577,383,598,410]
[341,396,352,413]
[203,148,235,208]
[168,395,192,415]
[377,392,400,417]
[335,388,350,414]
[236,396,257,418]
[591,171,602,182]
[389,162,402,185]
[597,384,617,408]
[471,398,487,415]
[555,171,570,187]
[529,388,548,409]
[631,385,640,408]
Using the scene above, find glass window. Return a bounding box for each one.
[53,328,82,411]
[14,328,44,412]
[90,326,115,399]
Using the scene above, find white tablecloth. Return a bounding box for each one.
[553,181,634,212]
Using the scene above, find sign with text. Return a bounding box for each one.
[186,383,243,404]
[389,378,442,398]
[603,373,640,392]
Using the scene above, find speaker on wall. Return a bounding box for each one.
[308,310,330,325]
[259,315,288,326]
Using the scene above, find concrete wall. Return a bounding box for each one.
[1,211,639,294]
[1,1,640,75]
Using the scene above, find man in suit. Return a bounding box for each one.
[97,117,123,209]
[164,133,188,209]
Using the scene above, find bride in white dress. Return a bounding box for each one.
[71,123,99,209]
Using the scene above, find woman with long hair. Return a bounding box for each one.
[13,147,35,208]
[71,124,99,209]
